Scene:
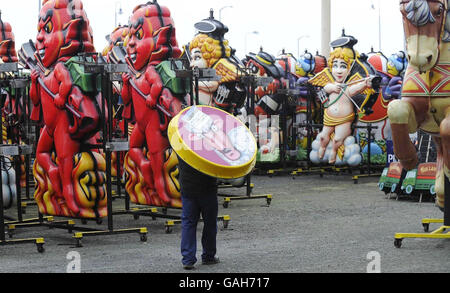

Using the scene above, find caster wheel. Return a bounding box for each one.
[165,226,172,234]
[140,234,147,242]
[223,220,229,229]
[37,244,45,253]
[76,239,83,248]
[394,239,402,248]
[96,219,102,225]
[162,208,168,215]
[423,223,430,232]
[267,198,272,206]
[81,219,88,225]
[223,202,229,209]
[133,214,140,220]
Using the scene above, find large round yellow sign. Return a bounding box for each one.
[168,106,257,179]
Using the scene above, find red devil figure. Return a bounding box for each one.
[0,16,18,63]
[1,16,20,141]
[121,2,183,205]
[29,0,104,217]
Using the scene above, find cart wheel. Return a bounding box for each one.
[391,183,398,194]
[165,226,172,234]
[223,201,229,209]
[37,244,45,253]
[430,185,436,195]
[405,185,414,195]
[394,239,402,248]
[267,197,272,206]
[133,214,140,220]
[423,223,430,232]
[76,239,83,248]
[140,233,147,242]
[223,220,229,229]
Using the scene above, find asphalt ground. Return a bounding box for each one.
[0,170,448,274]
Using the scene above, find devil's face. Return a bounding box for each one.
[35,0,94,69]
[127,16,153,71]
[35,1,94,68]
[36,8,64,68]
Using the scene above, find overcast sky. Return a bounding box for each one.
[1,0,405,60]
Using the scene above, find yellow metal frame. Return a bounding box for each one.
[394,218,450,248]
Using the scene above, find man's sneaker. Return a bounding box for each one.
[183,264,195,270]
[202,257,220,265]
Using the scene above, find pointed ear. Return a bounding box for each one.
[149,26,171,62]
[59,18,84,57]
[149,25,181,62]
[60,18,94,57]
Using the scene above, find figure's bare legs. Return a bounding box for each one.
[128,123,153,187]
[36,127,62,198]
[329,122,352,164]
[54,120,81,215]
[318,126,334,159]
[145,125,171,205]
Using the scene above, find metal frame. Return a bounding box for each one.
[394,172,450,248]
[0,62,45,253]
[112,59,232,230]
[62,56,149,247]
[7,56,148,247]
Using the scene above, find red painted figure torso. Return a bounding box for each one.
[121,2,183,206]
[29,0,105,218]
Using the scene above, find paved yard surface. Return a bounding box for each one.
[0,171,448,273]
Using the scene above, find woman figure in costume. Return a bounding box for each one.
[188,10,245,113]
[385,51,407,99]
[245,49,284,161]
[294,51,325,149]
[316,37,374,164]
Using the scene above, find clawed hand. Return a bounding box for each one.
[31,69,40,83]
